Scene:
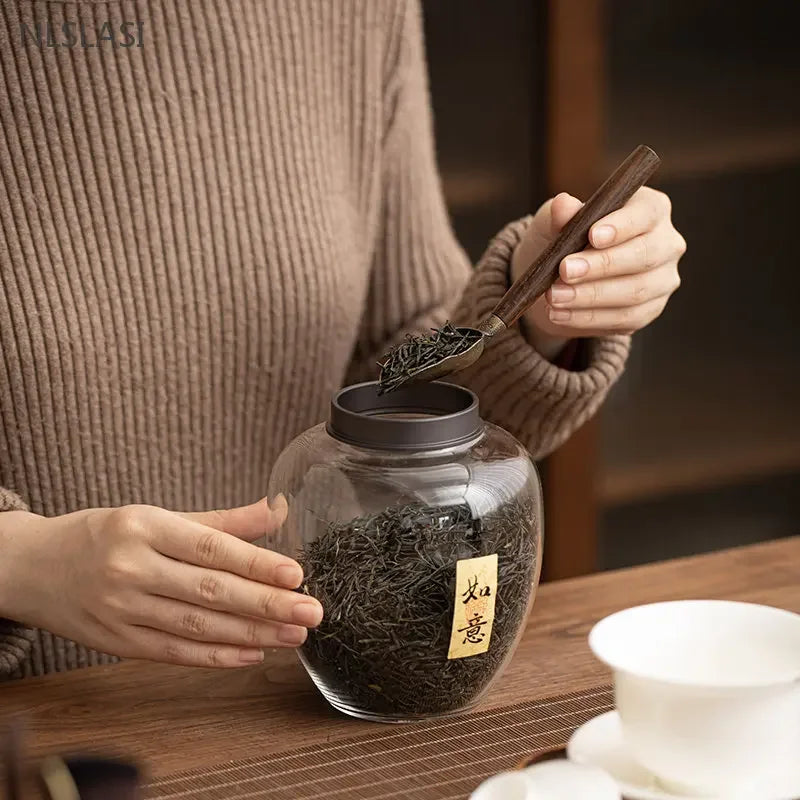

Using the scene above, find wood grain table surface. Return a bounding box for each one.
[2,537,798,781]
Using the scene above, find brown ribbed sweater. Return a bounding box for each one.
[0,0,629,679]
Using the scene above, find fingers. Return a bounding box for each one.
[178,495,288,541]
[549,263,680,310]
[562,227,681,283]
[153,560,324,628]
[154,515,304,589]
[588,187,670,249]
[547,296,669,335]
[120,626,267,668]
[129,596,307,648]
[516,186,684,342]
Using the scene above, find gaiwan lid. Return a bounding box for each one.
[327,381,481,451]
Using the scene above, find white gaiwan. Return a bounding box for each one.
[589,599,800,797]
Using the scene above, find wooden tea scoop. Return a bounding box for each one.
[379,144,661,391]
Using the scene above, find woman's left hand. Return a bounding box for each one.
[511,188,687,360]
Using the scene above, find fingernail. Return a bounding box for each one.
[239,648,265,663]
[549,308,571,322]
[293,601,323,627]
[277,624,307,645]
[269,494,289,525]
[592,225,615,246]
[275,563,303,589]
[550,284,575,305]
[564,257,589,281]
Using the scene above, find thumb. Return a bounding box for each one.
[533,191,583,241]
[547,191,583,236]
[513,193,584,282]
[177,494,289,541]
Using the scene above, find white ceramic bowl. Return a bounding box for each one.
[470,771,531,800]
[522,760,621,799]
[589,600,800,797]
[469,761,620,800]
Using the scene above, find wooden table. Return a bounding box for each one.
[3,537,799,790]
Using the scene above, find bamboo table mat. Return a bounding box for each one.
[144,686,613,800]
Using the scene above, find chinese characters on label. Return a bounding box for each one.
[447,553,498,660]
[459,612,488,644]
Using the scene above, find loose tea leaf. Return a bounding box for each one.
[378,322,482,394]
[298,499,537,718]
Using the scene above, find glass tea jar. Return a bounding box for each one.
[267,381,543,722]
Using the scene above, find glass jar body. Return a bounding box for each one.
[268,421,543,722]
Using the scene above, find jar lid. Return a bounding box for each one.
[328,381,481,451]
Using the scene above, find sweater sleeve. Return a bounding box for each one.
[0,488,35,678]
[345,0,630,460]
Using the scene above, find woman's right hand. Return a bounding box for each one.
[0,497,323,667]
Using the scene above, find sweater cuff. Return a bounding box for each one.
[454,217,631,460]
[0,487,33,678]
[0,619,35,678]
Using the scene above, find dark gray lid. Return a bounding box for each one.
[327,381,481,451]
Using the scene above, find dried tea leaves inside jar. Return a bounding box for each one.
[298,499,537,717]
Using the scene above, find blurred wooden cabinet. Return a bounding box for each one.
[600,1,800,568]
[424,0,800,579]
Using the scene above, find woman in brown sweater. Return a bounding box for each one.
[0,0,685,679]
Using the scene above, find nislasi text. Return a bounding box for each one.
[21,22,144,48]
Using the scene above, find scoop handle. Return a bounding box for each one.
[491,144,661,328]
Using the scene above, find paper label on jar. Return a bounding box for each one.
[447,553,498,660]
